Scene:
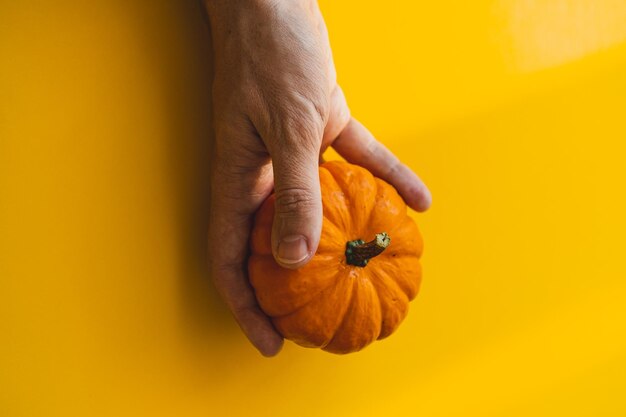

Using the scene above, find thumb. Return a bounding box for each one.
[270,144,323,269]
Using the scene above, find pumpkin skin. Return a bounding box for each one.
[248,160,423,354]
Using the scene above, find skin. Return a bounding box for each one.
[204,0,432,356]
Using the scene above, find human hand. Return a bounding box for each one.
[205,0,431,356]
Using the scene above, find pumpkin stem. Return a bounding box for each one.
[345,232,391,267]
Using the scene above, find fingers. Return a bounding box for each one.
[208,159,283,357]
[212,261,284,357]
[267,125,324,270]
[332,117,432,212]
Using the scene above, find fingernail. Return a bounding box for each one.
[277,235,309,264]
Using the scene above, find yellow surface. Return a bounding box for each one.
[1,1,625,416]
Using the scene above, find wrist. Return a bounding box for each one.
[204,0,270,38]
[205,0,274,17]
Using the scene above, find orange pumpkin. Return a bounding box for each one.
[249,161,423,354]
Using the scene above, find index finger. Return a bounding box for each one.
[332,117,432,212]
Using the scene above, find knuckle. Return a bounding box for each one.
[274,187,317,216]
[305,96,329,126]
[365,136,379,157]
[308,93,330,125]
[271,93,328,147]
[287,109,325,142]
[384,160,403,178]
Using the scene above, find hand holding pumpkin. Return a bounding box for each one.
[250,161,425,354]
[205,0,431,356]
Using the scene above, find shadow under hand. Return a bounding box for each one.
[137,0,240,354]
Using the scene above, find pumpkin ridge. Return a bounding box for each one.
[321,276,357,350]
[386,217,409,236]
[269,267,348,319]
[366,178,410,238]
[368,265,409,308]
[250,253,344,316]
[319,165,352,232]
[366,266,410,339]
[327,161,378,234]
[272,271,354,348]
[368,273,384,341]
[383,256,422,301]
[320,214,346,243]
[378,217,423,259]
[378,217,407,239]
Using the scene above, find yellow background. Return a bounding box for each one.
[1,0,625,415]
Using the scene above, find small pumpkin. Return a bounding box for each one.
[249,160,423,354]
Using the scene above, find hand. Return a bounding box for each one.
[205,0,431,356]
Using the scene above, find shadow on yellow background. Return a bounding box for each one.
[1,1,625,416]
